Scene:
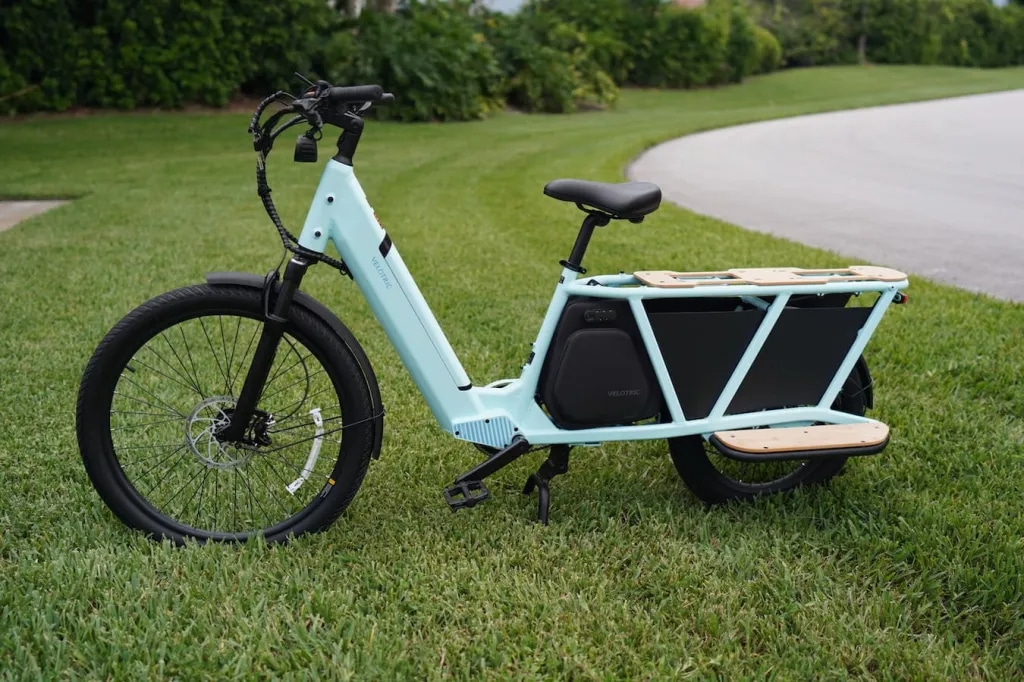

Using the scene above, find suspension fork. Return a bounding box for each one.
[219,255,313,442]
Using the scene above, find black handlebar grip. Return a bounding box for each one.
[381,93,395,105]
[327,84,384,104]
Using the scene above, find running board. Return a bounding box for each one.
[709,422,890,462]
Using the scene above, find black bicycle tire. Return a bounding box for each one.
[75,284,377,544]
[667,366,869,505]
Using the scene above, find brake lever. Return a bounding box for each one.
[290,97,325,130]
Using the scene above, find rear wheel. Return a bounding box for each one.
[76,285,378,544]
[668,366,870,505]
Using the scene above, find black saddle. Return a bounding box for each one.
[544,179,662,221]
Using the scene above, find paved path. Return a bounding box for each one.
[0,200,68,233]
[628,90,1024,302]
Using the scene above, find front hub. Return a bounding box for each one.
[186,397,273,469]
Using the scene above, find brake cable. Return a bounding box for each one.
[248,89,352,277]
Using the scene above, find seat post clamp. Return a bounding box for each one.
[558,260,586,274]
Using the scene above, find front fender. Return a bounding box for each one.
[205,271,385,460]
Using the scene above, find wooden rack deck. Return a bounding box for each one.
[633,266,907,289]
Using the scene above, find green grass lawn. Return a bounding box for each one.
[2,65,1023,678]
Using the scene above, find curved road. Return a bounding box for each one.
[628,89,1024,302]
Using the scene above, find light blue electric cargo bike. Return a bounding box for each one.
[76,79,909,544]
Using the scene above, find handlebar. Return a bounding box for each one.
[248,76,393,276]
[298,82,394,129]
[328,84,384,104]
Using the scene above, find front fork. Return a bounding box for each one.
[219,255,313,442]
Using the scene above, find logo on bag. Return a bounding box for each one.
[608,389,642,398]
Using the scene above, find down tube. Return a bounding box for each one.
[297,160,478,427]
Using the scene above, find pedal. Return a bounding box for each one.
[443,480,490,511]
[710,422,890,462]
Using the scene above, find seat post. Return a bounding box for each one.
[561,211,610,273]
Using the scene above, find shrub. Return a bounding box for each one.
[631,5,730,88]
[932,0,1002,67]
[753,26,783,73]
[505,45,581,113]
[720,0,760,82]
[0,0,79,111]
[0,0,336,113]
[748,0,1024,69]
[326,0,503,122]
[531,0,769,88]
[848,0,936,65]
[752,0,856,67]
[483,12,619,114]
[521,0,661,84]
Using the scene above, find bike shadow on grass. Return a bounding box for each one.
[470,440,913,550]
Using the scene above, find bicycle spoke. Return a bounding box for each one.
[194,466,211,529]
[138,344,204,397]
[268,411,344,436]
[176,323,206,397]
[259,366,326,405]
[111,415,185,433]
[111,410,182,419]
[259,342,307,401]
[270,386,337,420]
[259,449,308,492]
[254,447,331,480]
[179,466,213,527]
[233,321,261,390]
[116,442,185,453]
[113,390,183,417]
[129,355,203,398]
[255,423,348,456]
[246,460,297,522]
[157,463,210,515]
[141,445,193,498]
[217,316,236,395]
[236,466,266,530]
[161,331,205,397]
[199,317,232,396]
[121,447,193,468]
[225,316,244,394]
[214,466,220,530]
[118,374,187,419]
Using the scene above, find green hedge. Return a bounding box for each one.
[0,0,334,113]
[749,0,1024,69]
[487,13,619,113]
[0,0,624,119]
[3,0,1020,120]
[535,0,773,89]
[519,0,661,85]
[322,1,619,120]
[326,1,505,122]
[0,0,776,118]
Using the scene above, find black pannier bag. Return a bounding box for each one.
[537,297,662,429]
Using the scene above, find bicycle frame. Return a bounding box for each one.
[295,159,907,450]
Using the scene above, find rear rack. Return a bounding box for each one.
[633,266,907,289]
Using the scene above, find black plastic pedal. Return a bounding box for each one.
[444,480,490,511]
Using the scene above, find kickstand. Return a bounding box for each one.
[522,445,570,525]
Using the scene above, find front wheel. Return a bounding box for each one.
[76,284,379,544]
[668,366,870,505]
